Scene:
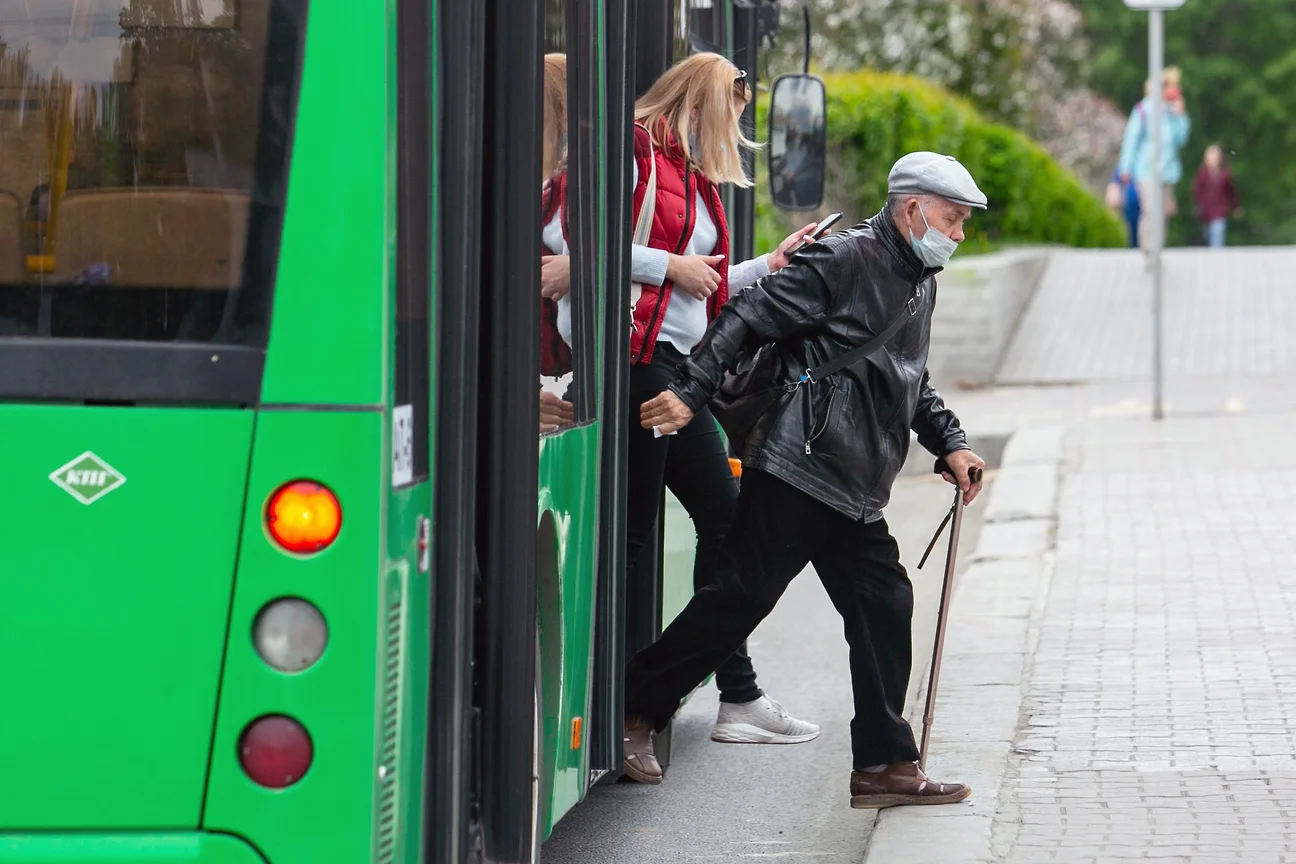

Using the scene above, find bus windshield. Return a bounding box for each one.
[0,0,296,347]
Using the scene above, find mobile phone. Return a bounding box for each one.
[798,212,842,250]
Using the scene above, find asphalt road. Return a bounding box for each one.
[541,463,992,864]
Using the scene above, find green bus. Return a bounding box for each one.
[0,1,824,862]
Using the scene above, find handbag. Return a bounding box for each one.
[711,286,919,458]
[629,126,658,339]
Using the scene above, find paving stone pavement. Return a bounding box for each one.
[996,247,1296,384]
[996,414,1296,864]
[868,412,1296,864]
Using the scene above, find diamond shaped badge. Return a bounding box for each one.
[49,451,127,505]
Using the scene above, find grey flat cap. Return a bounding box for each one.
[887,151,988,209]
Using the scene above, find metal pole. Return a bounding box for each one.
[1149,8,1165,420]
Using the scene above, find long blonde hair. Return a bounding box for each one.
[634,53,756,188]
[542,53,567,180]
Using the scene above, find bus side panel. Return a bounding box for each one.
[536,425,601,834]
[202,411,383,864]
[381,479,432,864]
[258,1,387,408]
[0,405,253,830]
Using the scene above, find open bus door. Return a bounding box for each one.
[428,0,638,859]
[600,0,827,782]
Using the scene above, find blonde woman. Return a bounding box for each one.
[1117,66,1191,254]
[616,53,823,780]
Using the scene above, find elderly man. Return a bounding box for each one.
[621,152,988,808]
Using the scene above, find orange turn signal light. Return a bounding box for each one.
[266,481,342,554]
[728,458,742,478]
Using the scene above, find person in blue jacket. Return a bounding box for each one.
[1117,66,1191,252]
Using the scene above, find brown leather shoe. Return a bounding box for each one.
[849,762,970,809]
[623,715,662,785]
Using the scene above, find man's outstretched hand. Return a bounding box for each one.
[640,390,694,435]
[940,448,986,505]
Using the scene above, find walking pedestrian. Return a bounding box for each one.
[621,151,988,808]
[1192,144,1241,249]
[1117,67,1191,253]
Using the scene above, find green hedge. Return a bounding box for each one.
[755,70,1126,254]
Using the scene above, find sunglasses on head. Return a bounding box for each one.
[733,69,751,101]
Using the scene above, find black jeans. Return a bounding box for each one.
[625,468,920,768]
[626,343,763,705]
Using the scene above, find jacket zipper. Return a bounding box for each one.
[803,380,838,455]
[632,168,693,364]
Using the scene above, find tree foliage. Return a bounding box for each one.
[754,69,1125,254]
[765,0,1086,132]
[761,0,1127,196]
[1074,0,1296,245]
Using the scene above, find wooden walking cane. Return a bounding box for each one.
[915,463,984,771]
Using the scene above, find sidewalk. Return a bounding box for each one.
[866,407,1296,864]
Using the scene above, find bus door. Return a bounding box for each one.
[427,0,552,861]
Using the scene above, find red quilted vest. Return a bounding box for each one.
[629,122,730,365]
[538,125,732,371]
[539,173,572,377]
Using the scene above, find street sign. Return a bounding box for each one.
[1123,0,1184,8]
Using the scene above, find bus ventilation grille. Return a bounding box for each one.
[375,568,407,864]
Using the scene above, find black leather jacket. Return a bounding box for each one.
[669,207,969,521]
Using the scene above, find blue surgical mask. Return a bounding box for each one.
[909,204,959,268]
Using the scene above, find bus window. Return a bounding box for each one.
[0,0,294,347]
[538,0,595,430]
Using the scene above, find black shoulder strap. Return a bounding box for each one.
[803,288,918,384]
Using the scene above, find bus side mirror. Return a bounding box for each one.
[768,73,827,212]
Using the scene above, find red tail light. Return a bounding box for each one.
[266,481,342,554]
[238,715,313,788]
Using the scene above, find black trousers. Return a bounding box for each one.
[625,468,920,768]
[625,343,763,705]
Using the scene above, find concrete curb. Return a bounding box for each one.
[862,426,1065,864]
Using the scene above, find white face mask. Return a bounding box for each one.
[909,203,959,268]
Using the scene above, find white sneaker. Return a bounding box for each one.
[710,695,821,744]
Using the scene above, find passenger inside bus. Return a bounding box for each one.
[541,53,828,761]
[539,51,575,434]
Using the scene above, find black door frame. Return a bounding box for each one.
[424,0,485,858]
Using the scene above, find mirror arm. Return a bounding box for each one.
[799,0,810,75]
